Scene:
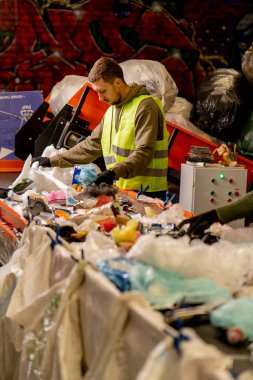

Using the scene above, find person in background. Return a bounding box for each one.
[32,57,169,199]
[177,191,253,239]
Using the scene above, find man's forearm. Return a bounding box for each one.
[50,123,103,167]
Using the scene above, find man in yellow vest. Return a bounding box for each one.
[33,57,169,199]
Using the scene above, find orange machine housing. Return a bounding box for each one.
[166,121,253,190]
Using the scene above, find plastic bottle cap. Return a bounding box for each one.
[227,327,245,344]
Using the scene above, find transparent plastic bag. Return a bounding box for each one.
[127,234,253,291]
[131,203,185,226]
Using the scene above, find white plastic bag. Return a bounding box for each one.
[136,328,234,380]
[84,231,120,266]
[29,145,74,193]
[165,96,192,120]
[120,59,178,112]
[127,234,253,291]
[49,75,89,115]
[220,226,253,244]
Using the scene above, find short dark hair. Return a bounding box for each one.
[88,57,125,84]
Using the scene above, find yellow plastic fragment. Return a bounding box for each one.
[144,206,157,218]
[111,219,139,244]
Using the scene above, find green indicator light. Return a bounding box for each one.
[228,191,233,196]
[210,191,215,196]
[219,173,225,179]
[211,178,216,183]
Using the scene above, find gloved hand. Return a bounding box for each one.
[0,188,9,199]
[94,169,116,186]
[31,156,51,167]
[177,209,221,239]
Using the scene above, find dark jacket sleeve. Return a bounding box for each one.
[50,120,103,167]
[217,191,253,223]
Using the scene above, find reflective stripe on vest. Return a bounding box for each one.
[101,95,169,192]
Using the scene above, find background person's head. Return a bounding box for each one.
[88,57,128,105]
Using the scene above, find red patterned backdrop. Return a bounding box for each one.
[0,0,253,100]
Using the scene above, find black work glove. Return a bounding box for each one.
[0,188,9,199]
[31,156,51,167]
[177,209,221,239]
[94,169,116,186]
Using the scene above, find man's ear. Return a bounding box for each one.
[114,78,123,88]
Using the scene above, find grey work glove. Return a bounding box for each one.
[94,170,116,186]
[32,156,51,167]
[177,209,221,239]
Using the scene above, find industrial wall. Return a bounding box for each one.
[0,0,253,100]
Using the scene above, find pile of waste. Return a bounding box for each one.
[2,150,253,352]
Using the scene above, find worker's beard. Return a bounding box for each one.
[110,90,121,105]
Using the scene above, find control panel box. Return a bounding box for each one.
[179,164,248,228]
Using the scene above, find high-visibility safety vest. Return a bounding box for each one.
[101,95,169,192]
